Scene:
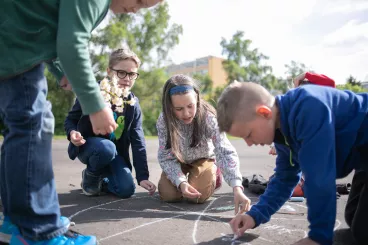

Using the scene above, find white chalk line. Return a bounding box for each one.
[96,206,273,243]
[98,213,187,242]
[67,194,337,244]
[192,197,218,244]
[288,202,343,233]
[68,196,149,220]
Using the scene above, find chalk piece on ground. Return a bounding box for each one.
[289,197,305,202]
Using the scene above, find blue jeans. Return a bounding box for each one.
[77,137,135,198]
[0,64,67,240]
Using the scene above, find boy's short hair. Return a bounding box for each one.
[109,48,141,68]
[217,81,274,132]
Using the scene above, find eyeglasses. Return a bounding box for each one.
[110,68,139,80]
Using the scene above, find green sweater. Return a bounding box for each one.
[0,0,111,114]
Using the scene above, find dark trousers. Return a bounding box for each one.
[344,143,368,245]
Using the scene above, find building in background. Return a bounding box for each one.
[166,56,228,87]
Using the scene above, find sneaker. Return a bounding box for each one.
[0,216,71,244]
[99,178,109,195]
[10,229,96,245]
[81,169,101,196]
[214,166,222,192]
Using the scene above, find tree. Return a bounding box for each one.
[212,31,287,105]
[89,2,183,135]
[45,69,76,135]
[346,75,361,86]
[90,3,183,75]
[220,31,281,91]
[284,61,308,80]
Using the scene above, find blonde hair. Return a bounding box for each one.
[109,48,141,68]
[162,74,216,163]
[217,81,274,132]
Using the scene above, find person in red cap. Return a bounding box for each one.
[270,71,336,154]
[268,72,336,198]
[293,71,336,88]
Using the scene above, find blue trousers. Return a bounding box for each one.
[0,64,67,240]
[77,137,135,198]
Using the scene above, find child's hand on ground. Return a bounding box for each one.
[70,130,86,146]
[229,213,256,238]
[89,107,118,135]
[291,238,319,245]
[233,186,251,214]
[140,180,156,195]
[179,182,201,199]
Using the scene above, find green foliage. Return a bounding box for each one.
[284,61,307,80]
[89,2,182,135]
[336,75,366,93]
[220,31,273,86]
[45,69,75,135]
[90,2,183,75]
[135,68,168,135]
[346,75,361,86]
[219,31,289,95]
[337,83,367,93]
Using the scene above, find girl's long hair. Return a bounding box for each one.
[162,74,216,163]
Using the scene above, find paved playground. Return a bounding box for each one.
[0,139,356,244]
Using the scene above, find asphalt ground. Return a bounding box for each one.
[0,139,355,245]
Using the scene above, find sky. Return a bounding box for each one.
[165,0,368,84]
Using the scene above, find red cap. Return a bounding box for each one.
[305,72,335,88]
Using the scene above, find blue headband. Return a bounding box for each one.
[169,85,194,95]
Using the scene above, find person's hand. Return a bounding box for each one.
[229,213,256,238]
[233,186,251,214]
[293,72,307,87]
[60,76,72,91]
[179,182,201,199]
[140,180,157,195]
[291,238,319,245]
[70,130,86,146]
[89,107,118,135]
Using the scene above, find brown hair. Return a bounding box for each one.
[162,74,216,162]
[109,48,141,68]
[217,81,274,132]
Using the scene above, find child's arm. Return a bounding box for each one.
[129,98,149,184]
[156,114,187,188]
[294,96,337,245]
[246,143,301,226]
[57,0,109,115]
[207,114,243,188]
[64,98,82,141]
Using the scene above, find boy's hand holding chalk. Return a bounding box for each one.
[229,204,256,241]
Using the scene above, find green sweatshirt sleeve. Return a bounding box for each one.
[45,59,64,83]
[57,0,110,115]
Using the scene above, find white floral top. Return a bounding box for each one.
[156,112,243,188]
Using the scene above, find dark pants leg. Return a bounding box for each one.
[77,137,135,198]
[344,144,368,245]
[103,154,135,198]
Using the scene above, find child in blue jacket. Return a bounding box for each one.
[216,81,368,245]
[64,48,156,198]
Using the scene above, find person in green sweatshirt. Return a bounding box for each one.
[0,1,162,244]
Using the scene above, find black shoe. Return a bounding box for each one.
[81,169,101,196]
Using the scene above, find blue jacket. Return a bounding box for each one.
[64,93,149,183]
[247,85,368,245]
